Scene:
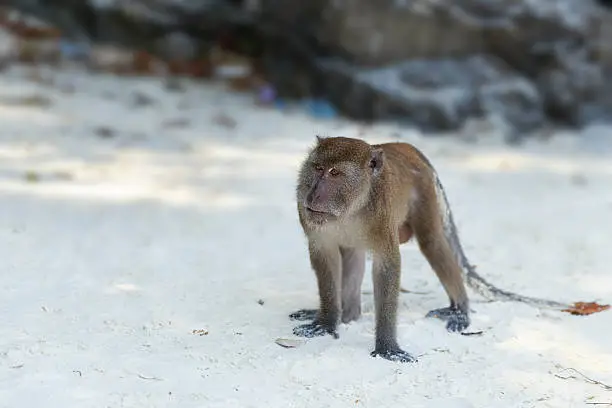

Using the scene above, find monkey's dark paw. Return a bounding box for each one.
[426,307,470,333]
[370,348,417,363]
[293,322,339,339]
[289,309,318,321]
[445,314,470,332]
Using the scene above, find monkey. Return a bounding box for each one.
[291,135,470,363]
[290,135,570,363]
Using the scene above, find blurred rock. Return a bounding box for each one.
[320,55,543,132]
[260,0,611,131]
[87,44,134,73]
[4,0,612,134]
[154,31,199,62]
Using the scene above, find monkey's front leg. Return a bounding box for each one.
[370,249,417,363]
[293,243,341,339]
[289,246,365,324]
[339,247,366,323]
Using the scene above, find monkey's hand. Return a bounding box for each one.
[370,347,417,363]
[289,309,318,321]
[293,321,339,339]
[426,306,470,332]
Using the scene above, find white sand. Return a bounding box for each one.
[0,64,611,408]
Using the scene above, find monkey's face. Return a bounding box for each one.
[297,137,377,228]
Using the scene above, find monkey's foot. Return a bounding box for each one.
[289,309,318,321]
[293,322,339,339]
[370,348,417,363]
[426,307,470,332]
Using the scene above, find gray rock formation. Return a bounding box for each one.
[4,0,612,135]
[268,0,612,132]
[318,55,544,133]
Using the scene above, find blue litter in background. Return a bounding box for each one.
[254,83,337,118]
[257,84,276,105]
[304,98,338,119]
[274,98,287,110]
[58,39,90,60]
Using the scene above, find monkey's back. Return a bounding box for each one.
[375,142,438,228]
[378,142,435,173]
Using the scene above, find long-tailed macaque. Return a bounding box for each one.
[290,135,473,362]
[290,136,570,363]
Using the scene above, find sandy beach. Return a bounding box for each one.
[0,63,611,407]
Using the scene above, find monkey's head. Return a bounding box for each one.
[297,136,384,228]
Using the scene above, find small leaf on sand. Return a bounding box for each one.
[570,173,588,186]
[53,171,73,181]
[211,113,237,129]
[275,338,304,349]
[8,94,53,107]
[162,118,190,129]
[191,329,209,336]
[461,331,484,337]
[562,302,610,316]
[24,171,40,182]
[94,126,116,138]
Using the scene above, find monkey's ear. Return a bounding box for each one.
[369,148,384,174]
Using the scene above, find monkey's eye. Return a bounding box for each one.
[313,165,325,174]
[329,167,340,177]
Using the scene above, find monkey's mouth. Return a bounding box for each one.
[305,207,337,223]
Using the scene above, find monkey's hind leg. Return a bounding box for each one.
[425,306,470,332]
[412,203,471,333]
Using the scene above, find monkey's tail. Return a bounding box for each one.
[433,172,571,310]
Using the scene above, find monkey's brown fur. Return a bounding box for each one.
[292,136,470,363]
